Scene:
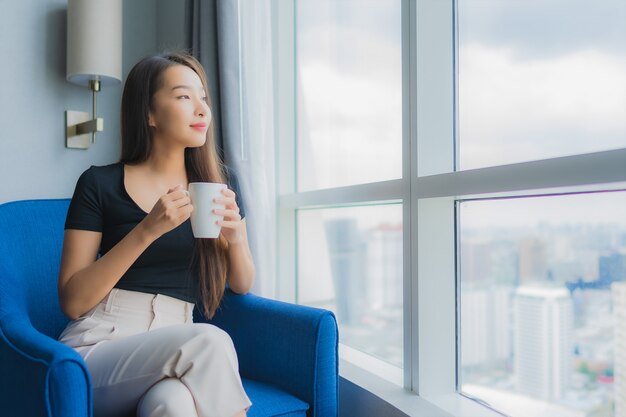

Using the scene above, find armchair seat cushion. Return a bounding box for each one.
[243,378,309,417]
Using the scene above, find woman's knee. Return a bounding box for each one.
[168,323,238,372]
[137,378,197,417]
[190,323,235,349]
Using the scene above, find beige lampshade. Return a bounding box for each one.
[66,0,122,87]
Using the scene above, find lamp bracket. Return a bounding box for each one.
[65,111,104,149]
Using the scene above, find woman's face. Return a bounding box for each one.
[148,64,212,148]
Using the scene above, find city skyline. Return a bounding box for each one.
[461,216,624,417]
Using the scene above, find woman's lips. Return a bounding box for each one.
[190,123,207,131]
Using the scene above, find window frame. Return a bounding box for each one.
[273,0,626,415]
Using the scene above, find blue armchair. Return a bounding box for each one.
[0,199,338,417]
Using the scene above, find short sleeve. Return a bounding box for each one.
[225,166,246,220]
[65,166,104,232]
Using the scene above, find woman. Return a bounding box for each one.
[57,52,254,417]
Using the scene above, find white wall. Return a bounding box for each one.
[0,0,158,204]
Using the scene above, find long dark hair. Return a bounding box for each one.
[120,52,228,320]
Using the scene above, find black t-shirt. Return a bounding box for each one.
[64,162,245,303]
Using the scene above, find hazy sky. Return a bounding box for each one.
[293,0,626,229]
[458,0,626,58]
[458,0,626,169]
[460,190,626,228]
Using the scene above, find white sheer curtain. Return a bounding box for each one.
[217,0,277,299]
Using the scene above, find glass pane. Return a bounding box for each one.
[296,0,402,191]
[459,191,626,417]
[297,204,403,368]
[458,0,626,170]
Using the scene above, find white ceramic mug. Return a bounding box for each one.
[188,182,227,238]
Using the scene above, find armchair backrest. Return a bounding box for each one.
[0,199,72,339]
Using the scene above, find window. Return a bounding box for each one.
[459,192,626,416]
[287,0,405,383]
[296,0,402,191]
[456,2,626,415]
[297,204,403,369]
[458,0,626,170]
[274,0,626,415]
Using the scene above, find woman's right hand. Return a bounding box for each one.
[139,184,193,241]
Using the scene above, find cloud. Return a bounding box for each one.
[460,191,626,228]
[458,0,626,59]
[459,43,626,169]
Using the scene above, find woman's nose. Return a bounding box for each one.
[196,100,208,117]
[197,104,212,122]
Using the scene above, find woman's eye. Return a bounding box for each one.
[177,95,190,99]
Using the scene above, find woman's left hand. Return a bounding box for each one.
[214,188,244,244]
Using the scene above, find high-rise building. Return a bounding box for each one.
[461,240,493,284]
[613,282,626,417]
[324,218,367,326]
[518,237,548,284]
[462,286,512,368]
[462,288,490,367]
[600,253,626,283]
[514,286,573,401]
[369,223,402,308]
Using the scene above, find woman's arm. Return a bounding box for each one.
[58,225,155,320]
[58,185,192,320]
[226,219,256,294]
[214,187,256,294]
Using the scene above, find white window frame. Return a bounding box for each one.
[273,0,626,416]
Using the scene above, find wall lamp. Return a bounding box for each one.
[66,0,122,149]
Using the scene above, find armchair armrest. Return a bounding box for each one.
[194,289,338,417]
[0,311,92,417]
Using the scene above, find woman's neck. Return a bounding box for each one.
[141,144,188,185]
[146,155,185,176]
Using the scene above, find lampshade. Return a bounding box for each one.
[66,0,122,87]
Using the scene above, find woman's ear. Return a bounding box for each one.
[148,112,157,129]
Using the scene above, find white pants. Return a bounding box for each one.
[58,288,252,417]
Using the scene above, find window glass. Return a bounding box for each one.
[297,204,403,368]
[459,191,626,417]
[458,0,626,170]
[296,0,402,191]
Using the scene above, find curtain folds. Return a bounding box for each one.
[185,0,277,299]
[185,0,224,156]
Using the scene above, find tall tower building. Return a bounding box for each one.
[461,240,493,284]
[613,282,626,417]
[369,223,403,308]
[600,253,626,283]
[514,286,573,401]
[462,286,512,368]
[518,237,547,284]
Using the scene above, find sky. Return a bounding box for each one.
[458,0,626,169]
[458,0,626,58]
[295,0,626,186]
[460,190,626,229]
